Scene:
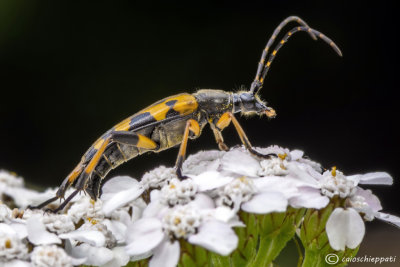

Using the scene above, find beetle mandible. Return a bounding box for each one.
[30,16,342,212]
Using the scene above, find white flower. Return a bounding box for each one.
[41,214,75,235]
[67,195,104,224]
[258,157,289,176]
[159,178,197,206]
[0,170,24,188]
[0,223,29,261]
[0,203,12,222]
[314,168,400,250]
[31,245,84,267]
[319,169,357,198]
[125,195,238,267]
[141,166,177,189]
[216,177,256,209]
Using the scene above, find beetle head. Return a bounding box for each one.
[234,91,276,118]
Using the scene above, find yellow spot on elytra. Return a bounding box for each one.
[331,166,337,177]
[278,153,287,160]
[280,40,285,44]
[114,118,132,131]
[141,94,198,121]
[5,239,12,248]
[272,50,277,56]
[266,61,271,67]
[288,32,292,36]
[260,77,264,83]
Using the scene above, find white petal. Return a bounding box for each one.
[242,192,287,214]
[375,212,400,227]
[142,200,167,218]
[101,247,130,267]
[2,260,31,267]
[289,187,329,209]
[287,163,320,186]
[348,172,393,186]
[290,150,304,160]
[102,177,144,216]
[150,240,180,267]
[253,176,303,197]
[191,193,215,210]
[190,171,233,191]
[59,230,105,247]
[125,218,164,255]
[188,220,238,255]
[355,187,382,212]
[221,149,260,177]
[326,208,365,251]
[27,215,61,245]
[213,206,237,223]
[0,223,17,235]
[9,221,28,239]
[101,176,140,201]
[103,219,128,243]
[68,243,113,266]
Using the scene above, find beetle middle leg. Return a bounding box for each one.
[214,112,276,158]
[175,119,200,179]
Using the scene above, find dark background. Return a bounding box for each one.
[1,0,398,221]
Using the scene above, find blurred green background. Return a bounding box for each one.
[1,1,399,265]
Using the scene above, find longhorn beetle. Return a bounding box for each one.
[29,16,342,213]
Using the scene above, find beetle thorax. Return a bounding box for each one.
[193,89,233,116]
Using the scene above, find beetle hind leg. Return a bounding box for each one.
[44,189,80,213]
[214,112,277,159]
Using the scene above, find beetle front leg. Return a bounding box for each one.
[175,119,200,179]
[215,112,276,159]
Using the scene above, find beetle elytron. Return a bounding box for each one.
[30,16,342,212]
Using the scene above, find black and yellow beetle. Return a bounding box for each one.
[30,16,342,212]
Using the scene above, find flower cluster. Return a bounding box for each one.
[0,145,399,267]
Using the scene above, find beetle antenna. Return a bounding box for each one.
[250,24,342,95]
[249,16,317,95]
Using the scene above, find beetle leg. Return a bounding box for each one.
[44,189,80,213]
[216,112,276,159]
[210,123,229,151]
[32,132,159,213]
[176,119,200,179]
[27,162,84,210]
